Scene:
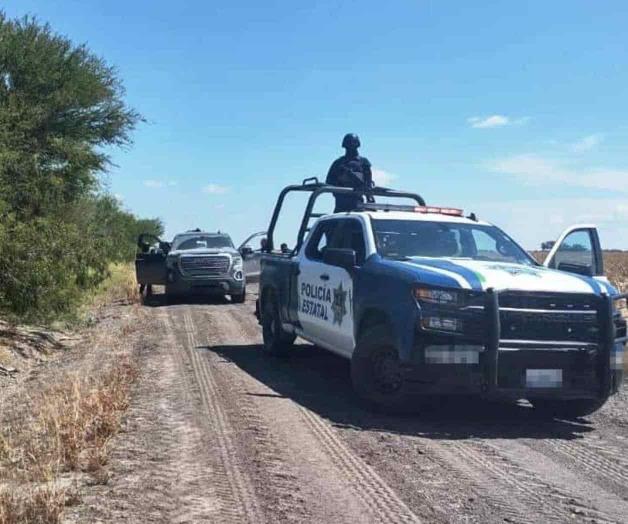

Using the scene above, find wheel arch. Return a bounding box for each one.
[356,308,393,340]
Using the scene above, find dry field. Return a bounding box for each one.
[603,251,628,293]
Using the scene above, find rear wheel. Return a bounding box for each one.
[261,295,295,356]
[532,398,607,419]
[351,325,412,412]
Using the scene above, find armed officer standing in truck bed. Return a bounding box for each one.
[326,133,374,212]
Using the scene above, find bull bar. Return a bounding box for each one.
[481,289,626,400]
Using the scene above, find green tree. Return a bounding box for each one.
[0,13,140,218]
[0,13,156,321]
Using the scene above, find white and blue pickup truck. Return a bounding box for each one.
[257,181,626,416]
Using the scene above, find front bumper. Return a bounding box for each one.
[406,290,626,401]
[166,269,245,295]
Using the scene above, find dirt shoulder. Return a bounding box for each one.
[0,299,149,523]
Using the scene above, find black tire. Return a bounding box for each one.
[532,397,607,419]
[164,286,177,305]
[351,325,412,412]
[231,287,246,304]
[261,294,295,356]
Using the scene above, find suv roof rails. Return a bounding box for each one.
[264,182,426,253]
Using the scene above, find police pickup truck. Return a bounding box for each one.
[257,180,626,416]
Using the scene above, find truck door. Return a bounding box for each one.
[543,225,604,277]
[238,231,266,281]
[135,233,168,286]
[296,218,355,356]
[314,218,364,354]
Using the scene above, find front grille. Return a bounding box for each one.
[180,255,230,277]
[498,292,597,311]
[499,292,601,343]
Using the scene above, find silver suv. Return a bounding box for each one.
[135,229,247,302]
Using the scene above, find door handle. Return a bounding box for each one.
[320,274,330,281]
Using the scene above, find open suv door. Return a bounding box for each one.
[238,231,266,281]
[135,233,169,290]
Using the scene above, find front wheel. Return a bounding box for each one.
[231,287,246,304]
[261,295,295,356]
[532,398,607,419]
[351,325,412,412]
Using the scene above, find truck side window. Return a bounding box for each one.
[553,230,594,273]
[337,220,366,265]
[305,220,342,261]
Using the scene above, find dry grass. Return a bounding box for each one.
[89,262,140,309]
[0,348,138,522]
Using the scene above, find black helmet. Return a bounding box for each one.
[341,133,361,149]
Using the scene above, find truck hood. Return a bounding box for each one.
[169,247,239,257]
[398,257,615,295]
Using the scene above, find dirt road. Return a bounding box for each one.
[81,287,628,523]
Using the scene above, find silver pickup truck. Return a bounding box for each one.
[135,229,260,302]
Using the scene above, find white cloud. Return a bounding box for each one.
[468,115,509,128]
[143,179,177,189]
[202,183,229,195]
[372,169,398,187]
[570,133,604,153]
[487,154,628,192]
[467,115,529,129]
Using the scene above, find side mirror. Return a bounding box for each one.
[159,241,171,254]
[240,246,254,257]
[323,248,356,270]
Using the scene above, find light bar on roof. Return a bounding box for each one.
[414,206,464,216]
[358,202,464,216]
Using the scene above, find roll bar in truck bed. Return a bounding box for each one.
[264,177,426,254]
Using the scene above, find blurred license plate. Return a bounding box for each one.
[526,369,562,388]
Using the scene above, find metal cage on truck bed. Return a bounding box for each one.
[264,177,426,254]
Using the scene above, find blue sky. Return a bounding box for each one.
[4,0,628,249]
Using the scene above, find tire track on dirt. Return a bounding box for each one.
[189,305,312,523]
[539,437,628,497]
[166,308,264,524]
[298,407,421,524]
[200,302,422,523]
[445,439,620,524]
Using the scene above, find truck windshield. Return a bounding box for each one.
[372,219,535,265]
[173,235,233,250]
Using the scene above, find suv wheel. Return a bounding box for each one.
[351,325,411,412]
[532,398,607,419]
[262,295,295,356]
[231,287,246,304]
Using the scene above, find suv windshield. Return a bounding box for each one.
[372,219,535,265]
[172,235,233,251]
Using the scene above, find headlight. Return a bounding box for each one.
[232,256,243,269]
[413,286,460,305]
